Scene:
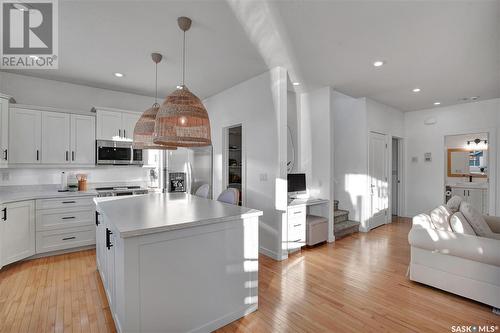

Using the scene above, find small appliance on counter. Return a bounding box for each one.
[169,172,186,192]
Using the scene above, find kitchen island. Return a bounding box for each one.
[94,193,262,333]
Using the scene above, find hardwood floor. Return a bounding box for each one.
[0,218,498,332]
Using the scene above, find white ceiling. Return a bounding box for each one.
[3,0,499,111]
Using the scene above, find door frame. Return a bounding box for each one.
[222,124,246,206]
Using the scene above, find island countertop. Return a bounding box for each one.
[94,192,262,238]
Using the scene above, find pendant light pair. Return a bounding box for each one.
[133,16,211,150]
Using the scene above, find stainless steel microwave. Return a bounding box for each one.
[96,140,143,165]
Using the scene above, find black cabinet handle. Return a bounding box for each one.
[62,236,76,241]
[72,151,75,161]
[293,224,301,227]
[118,129,122,137]
[106,228,113,250]
[36,150,39,161]
[3,149,7,161]
[2,207,6,221]
[62,201,76,204]
[65,151,69,161]
[95,211,100,226]
[61,216,76,220]
[123,129,126,138]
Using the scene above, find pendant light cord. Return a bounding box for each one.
[182,30,186,86]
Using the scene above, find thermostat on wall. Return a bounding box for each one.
[424,153,432,162]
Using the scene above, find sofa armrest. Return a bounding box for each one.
[484,215,500,233]
[408,227,500,267]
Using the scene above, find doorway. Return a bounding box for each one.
[368,131,389,230]
[391,137,403,217]
[223,125,244,206]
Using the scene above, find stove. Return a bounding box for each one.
[96,185,150,197]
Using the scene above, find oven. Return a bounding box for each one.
[96,140,143,165]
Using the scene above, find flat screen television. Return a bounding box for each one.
[287,173,306,194]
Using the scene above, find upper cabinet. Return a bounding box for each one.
[0,94,10,167]
[8,105,95,165]
[95,108,141,141]
[9,107,42,164]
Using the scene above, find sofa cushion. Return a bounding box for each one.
[450,212,476,236]
[430,205,453,231]
[446,195,463,213]
[459,201,493,237]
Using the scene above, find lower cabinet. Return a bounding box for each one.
[450,187,488,214]
[95,211,116,313]
[287,205,306,252]
[1,200,36,266]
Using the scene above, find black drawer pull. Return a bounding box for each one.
[62,216,76,220]
[95,211,100,226]
[61,201,76,204]
[106,228,113,250]
[3,149,7,161]
[2,207,6,221]
[293,211,302,214]
[62,236,76,241]
[293,224,302,227]
[292,239,301,242]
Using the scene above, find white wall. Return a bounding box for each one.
[287,91,298,173]
[404,98,500,217]
[299,87,335,241]
[203,67,288,260]
[0,72,155,186]
[0,72,153,112]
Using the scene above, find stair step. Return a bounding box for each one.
[334,220,360,239]
[334,209,349,224]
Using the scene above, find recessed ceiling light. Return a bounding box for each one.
[113,72,124,78]
[433,102,441,105]
[412,88,421,93]
[373,60,385,67]
[470,96,479,101]
[292,82,300,86]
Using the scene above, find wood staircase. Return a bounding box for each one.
[333,200,360,239]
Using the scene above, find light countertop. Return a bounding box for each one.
[94,193,263,238]
[447,183,488,189]
[0,186,97,205]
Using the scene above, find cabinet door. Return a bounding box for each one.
[0,98,8,166]
[451,187,466,200]
[2,200,35,266]
[122,112,140,141]
[0,204,4,270]
[467,189,484,213]
[105,226,116,312]
[42,111,71,164]
[97,110,122,140]
[70,114,95,164]
[9,108,42,164]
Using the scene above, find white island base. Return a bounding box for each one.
[94,193,262,333]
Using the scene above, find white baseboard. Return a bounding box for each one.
[259,246,286,261]
[27,244,96,260]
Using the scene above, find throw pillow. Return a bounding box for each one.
[446,196,463,213]
[450,212,476,235]
[430,205,453,231]
[459,201,493,237]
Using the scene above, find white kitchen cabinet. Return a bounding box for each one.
[9,108,42,164]
[70,114,95,164]
[0,204,4,270]
[95,212,116,312]
[1,200,35,266]
[0,94,10,167]
[122,112,140,141]
[96,109,122,140]
[287,205,306,252]
[42,111,71,164]
[95,108,141,141]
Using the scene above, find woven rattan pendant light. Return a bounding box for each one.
[153,16,211,147]
[133,53,176,150]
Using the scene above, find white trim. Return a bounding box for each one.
[26,244,95,260]
[259,245,286,261]
[91,106,142,115]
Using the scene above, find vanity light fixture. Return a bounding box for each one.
[467,138,487,146]
[154,16,212,147]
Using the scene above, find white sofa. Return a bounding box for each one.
[408,197,500,309]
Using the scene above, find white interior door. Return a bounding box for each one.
[369,132,388,230]
[42,111,71,164]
